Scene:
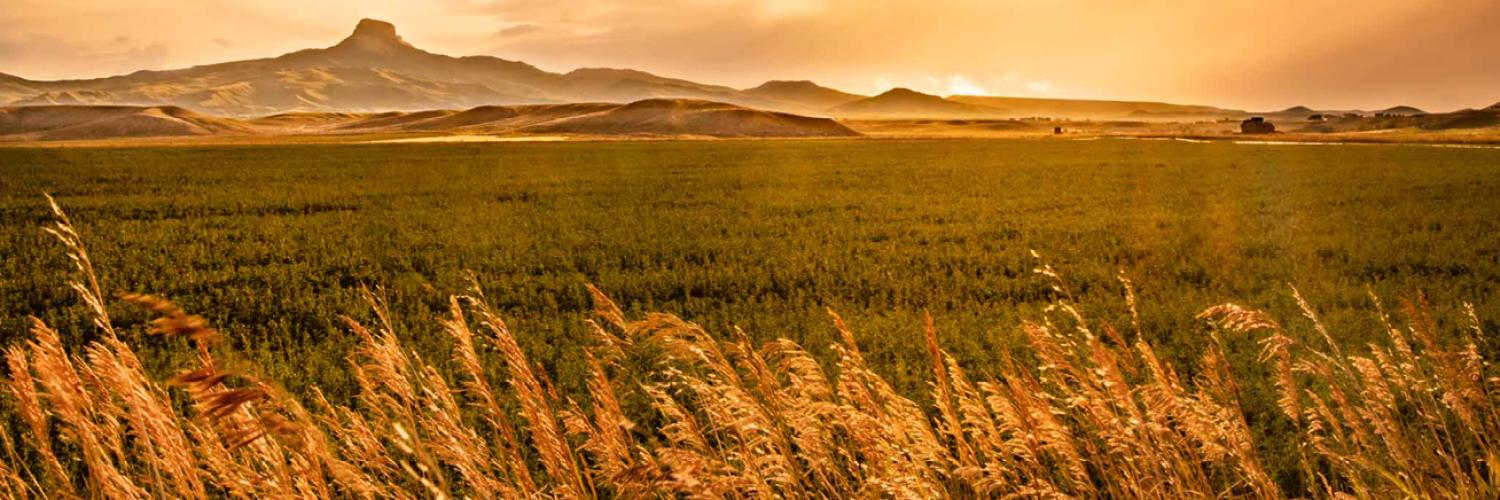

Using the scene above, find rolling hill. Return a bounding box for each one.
[829,88,1007,119]
[0,73,40,104]
[739,80,865,115]
[0,105,256,140]
[1380,105,1426,116]
[0,99,859,141]
[1294,105,1500,133]
[949,95,1242,120]
[519,99,858,137]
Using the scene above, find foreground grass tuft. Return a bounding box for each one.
[1,199,1496,498]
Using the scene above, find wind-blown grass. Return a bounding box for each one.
[1,198,1495,498]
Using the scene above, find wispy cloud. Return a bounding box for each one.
[495,23,542,39]
[943,75,987,96]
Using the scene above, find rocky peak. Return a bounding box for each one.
[331,19,413,53]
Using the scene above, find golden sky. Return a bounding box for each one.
[3,0,1497,111]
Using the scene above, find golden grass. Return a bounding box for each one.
[1,199,1495,498]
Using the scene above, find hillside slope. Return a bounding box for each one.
[0,105,258,140]
[0,73,39,104]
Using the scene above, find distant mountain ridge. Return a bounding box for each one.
[4,19,1488,121]
[0,20,861,116]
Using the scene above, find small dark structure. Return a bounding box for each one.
[1240,116,1275,134]
[1053,126,1063,135]
[1308,114,1325,121]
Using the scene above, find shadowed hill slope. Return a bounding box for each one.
[1380,105,1426,115]
[0,105,258,140]
[0,73,39,103]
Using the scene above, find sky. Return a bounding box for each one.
[2,0,1498,111]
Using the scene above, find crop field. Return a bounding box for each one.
[2,139,1499,494]
[4,139,1499,387]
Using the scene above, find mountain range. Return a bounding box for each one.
[0,19,870,117]
[1,18,1255,121]
[3,18,1496,142]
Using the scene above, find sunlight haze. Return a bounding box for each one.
[1,0,1498,110]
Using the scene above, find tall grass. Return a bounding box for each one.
[1,198,1495,498]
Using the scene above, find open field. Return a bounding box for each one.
[2,138,1499,494]
[4,139,1498,388]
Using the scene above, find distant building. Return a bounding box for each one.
[1308,114,1325,121]
[1240,117,1275,134]
[1053,126,1063,135]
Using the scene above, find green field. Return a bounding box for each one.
[3,139,1499,491]
[3,140,1498,393]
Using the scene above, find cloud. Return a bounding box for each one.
[1025,79,1052,94]
[495,23,542,38]
[943,75,986,96]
